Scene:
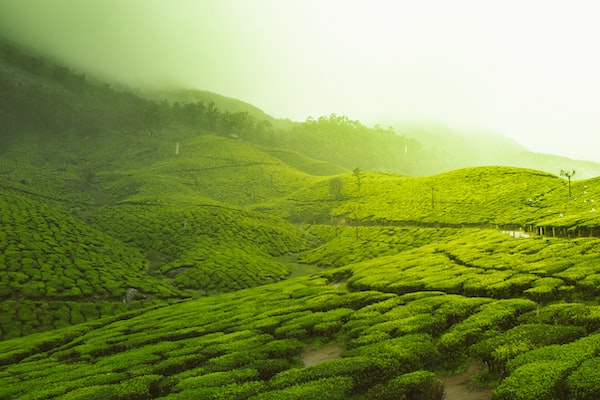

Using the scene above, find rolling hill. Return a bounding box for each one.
[2,38,600,400]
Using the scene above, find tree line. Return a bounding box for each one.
[1,39,428,175]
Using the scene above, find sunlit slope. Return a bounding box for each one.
[266,166,600,230]
[533,175,600,233]
[0,187,182,340]
[3,228,600,399]
[337,228,600,300]
[299,224,600,300]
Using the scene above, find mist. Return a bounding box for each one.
[1,0,600,162]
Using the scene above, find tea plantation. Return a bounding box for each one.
[3,131,600,399]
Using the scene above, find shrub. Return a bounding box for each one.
[249,376,354,400]
[344,333,439,379]
[269,356,384,392]
[507,332,600,372]
[492,361,571,400]
[567,357,600,400]
[258,338,304,358]
[471,324,586,375]
[438,299,536,362]
[60,385,115,400]
[251,358,294,380]
[523,277,565,303]
[367,370,444,400]
[175,368,259,391]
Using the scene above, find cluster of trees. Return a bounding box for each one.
[261,114,423,174]
[0,40,274,142]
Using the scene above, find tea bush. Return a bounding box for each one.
[567,357,600,400]
[367,370,445,400]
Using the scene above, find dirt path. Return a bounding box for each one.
[300,345,492,400]
[438,360,493,400]
[300,343,343,367]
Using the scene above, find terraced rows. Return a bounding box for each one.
[0,188,185,339]
[88,203,308,293]
[3,241,600,400]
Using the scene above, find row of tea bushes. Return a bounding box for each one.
[97,134,316,208]
[0,299,148,341]
[492,333,600,400]
[0,189,180,301]
[341,228,600,301]
[517,302,600,333]
[269,166,600,235]
[299,225,458,267]
[263,147,348,177]
[1,132,318,210]
[470,323,587,377]
[164,242,289,293]
[90,203,308,259]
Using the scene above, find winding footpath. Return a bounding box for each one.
[438,360,493,400]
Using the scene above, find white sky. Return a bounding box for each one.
[1,0,599,161]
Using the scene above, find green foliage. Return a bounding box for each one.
[491,333,600,399]
[491,361,571,400]
[471,324,586,375]
[249,376,354,400]
[438,299,536,363]
[567,357,600,400]
[270,356,383,392]
[344,333,439,379]
[367,370,445,400]
[6,43,600,400]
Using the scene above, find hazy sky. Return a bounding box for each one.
[1,0,599,161]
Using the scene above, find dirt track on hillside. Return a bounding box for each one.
[438,360,493,400]
[300,345,492,400]
[300,343,343,367]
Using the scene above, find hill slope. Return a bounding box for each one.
[3,38,600,400]
[3,227,600,399]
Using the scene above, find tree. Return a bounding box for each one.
[560,169,576,198]
[349,204,361,240]
[353,167,362,192]
[329,177,344,199]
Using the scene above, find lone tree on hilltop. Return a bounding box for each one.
[353,167,362,192]
[560,169,576,198]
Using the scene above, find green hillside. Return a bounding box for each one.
[3,227,600,399]
[3,39,600,399]
[0,186,182,340]
[262,165,600,235]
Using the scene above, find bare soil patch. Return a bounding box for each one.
[438,360,493,400]
[301,343,344,367]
